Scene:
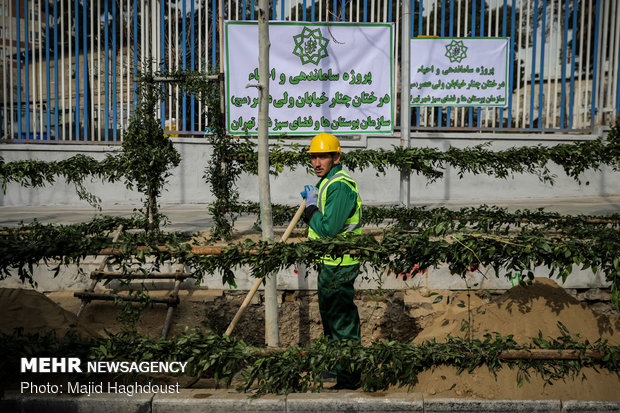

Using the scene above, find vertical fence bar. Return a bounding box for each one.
[105,0,110,140]
[507,0,516,127]
[9,1,16,139]
[544,0,554,128]
[576,0,587,126]
[615,0,620,116]
[120,0,124,139]
[537,0,546,129]
[468,0,476,127]
[606,0,618,121]
[83,0,88,139]
[550,1,559,129]
[191,0,195,131]
[568,1,579,128]
[161,0,165,131]
[31,1,37,139]
[212,0,217,67]
[113,0,117,140]
[198,0,202,131]
[1,0,6,138]
[415,0,422,127]
[74,0,80,139]
[68,0,73,140]
[528,0,539,129]
[446,0,454,125]
[457,0,464,127]
[560,0,569,128]
[362,0,367,23]
[596,0,607,124]
[133,0,138,104]
[499,0,507,126]
[600,1,616,122]
[516,0,524,127]
[617,3,620,115]
[90,0,96,140]
[170,0,174,130]
[590,0,601,127]
[31,1,35,136]
[400,0,411,207]
[476,0,483,127]
[24,0,29,138]
[46,0,51,139]
[97,0,102,140]
[182,0,186,131]
[60,0,66,139]
[486,1,492,127]
[176,0,180,129]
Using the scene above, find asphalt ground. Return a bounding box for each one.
[1,195,619,232]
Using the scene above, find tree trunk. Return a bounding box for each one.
[257,0,279,348]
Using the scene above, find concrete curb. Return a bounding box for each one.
[2,391,620,413]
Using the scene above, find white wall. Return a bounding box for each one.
[1,133,619,207]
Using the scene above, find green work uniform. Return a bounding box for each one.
[307,164,362,388]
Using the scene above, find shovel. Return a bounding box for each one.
[224,200,306,336]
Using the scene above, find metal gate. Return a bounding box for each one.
[0,0,619,141]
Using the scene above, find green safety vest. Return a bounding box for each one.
[308,170,362,266]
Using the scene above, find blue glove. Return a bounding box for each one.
[300,185,318,207]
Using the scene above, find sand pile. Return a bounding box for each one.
[415,278,620,345]
[0,288,98,338]
[407,278,620,400]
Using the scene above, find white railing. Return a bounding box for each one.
[0,0,618,142]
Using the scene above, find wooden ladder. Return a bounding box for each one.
[74,225,191,338]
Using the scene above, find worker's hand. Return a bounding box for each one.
[301,185,318,207]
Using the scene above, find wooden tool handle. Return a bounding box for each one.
[224,200,306,336]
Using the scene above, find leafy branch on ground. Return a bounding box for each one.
[1,327,618,395]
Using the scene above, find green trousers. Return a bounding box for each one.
[318,263,361,388]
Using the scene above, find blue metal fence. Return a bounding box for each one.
[0,0,619,142]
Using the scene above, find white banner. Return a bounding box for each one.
[225,22,394,135]
[409,38,509,107]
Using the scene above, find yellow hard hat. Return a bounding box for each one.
[307,133,341,153]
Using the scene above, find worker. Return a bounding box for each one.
[300,132,363,390]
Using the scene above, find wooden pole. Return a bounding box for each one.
[256,0,279,348]
[76,224,124,318]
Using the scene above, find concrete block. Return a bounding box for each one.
[152,388,218,413]
[153,389,286,413]
[342,392,424,412]
[562,401,620,412]
[286,392,360,412]
[423,398,562,413]
[16,393,153,413]
[0,393,20,413]
[286,391,423,412]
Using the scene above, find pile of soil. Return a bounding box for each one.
[1,278,619,400]
[415,278,620,345]
[407,278,620,400]
[0,288,98,338]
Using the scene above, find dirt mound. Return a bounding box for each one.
[415,278,620,345]
[0,288,98,338]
